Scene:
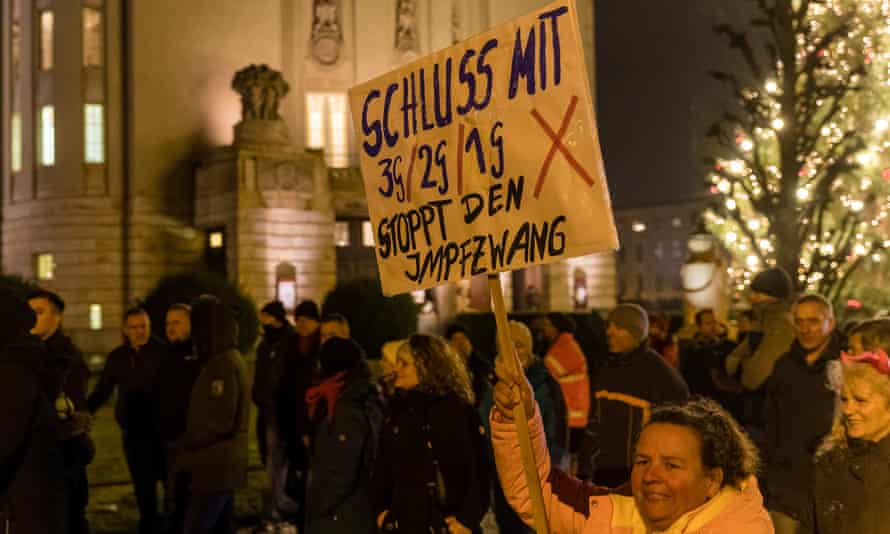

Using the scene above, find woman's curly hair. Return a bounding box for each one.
[641,397,760,489]
[400,334,474,405]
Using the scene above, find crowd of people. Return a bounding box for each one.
[2,264,890,533]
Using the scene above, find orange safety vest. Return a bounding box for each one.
[543,332,590,428]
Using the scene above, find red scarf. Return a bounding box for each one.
[305,371,347,422]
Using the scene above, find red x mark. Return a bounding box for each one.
[530,95,596,199]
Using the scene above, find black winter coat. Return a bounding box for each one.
[372,389,491,534]
[761,333,841,528]
[0,337,67,534]
[154,340,203,443]
[87,337,168,436]
[305,365,385,534]
[579,344,689,482]
[813,436,890,534]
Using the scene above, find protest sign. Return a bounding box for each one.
[349,0,618,296]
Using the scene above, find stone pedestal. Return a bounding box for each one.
[195,134,336,309]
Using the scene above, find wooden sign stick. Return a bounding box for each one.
[488,274,551,534]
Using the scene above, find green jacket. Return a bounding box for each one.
[179,347,250,492]
[725,299,794,390]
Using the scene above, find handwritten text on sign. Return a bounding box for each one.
[349,0,618,296]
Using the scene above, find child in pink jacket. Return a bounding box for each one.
[490,357,773,534]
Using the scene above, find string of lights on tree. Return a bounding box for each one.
[704,0,890,304]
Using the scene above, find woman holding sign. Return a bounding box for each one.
[372,334,491,534]
[490,356,773,533]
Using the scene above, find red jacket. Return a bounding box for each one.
[544,332,590,428]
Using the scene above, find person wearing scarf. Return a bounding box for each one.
[303,337,384,534]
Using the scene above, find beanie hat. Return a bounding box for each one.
[547,312,576,334]
[294,300,320,321]
[319,337,365,377]
[750,267,792,300]
[608,303,649,343]
[261,300,288,324]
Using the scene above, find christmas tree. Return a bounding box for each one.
[704,0,890,305]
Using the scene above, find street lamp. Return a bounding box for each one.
[680,220,729,324]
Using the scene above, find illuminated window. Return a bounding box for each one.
[36,253,54,280]
[11,113,22,172]
[362,221,375,247]
[305,93,350,168]
[39,11,53,70]
[84,104,105,163]
[306,94,326,149]
[334,221,350,247]
[82,8,103,67]
[89,304,103,330]
[11,21,20,78]
[327,94,349,168]
[39,106,55,166]
[208,231,224,249]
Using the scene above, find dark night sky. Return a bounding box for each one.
[596,1,754,209]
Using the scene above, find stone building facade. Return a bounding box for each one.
[1,0,613,354]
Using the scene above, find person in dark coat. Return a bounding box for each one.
[812,318,890,534]
[28,289,94,534]
[444,323,494,412]
[479,320,567,534]
[578,303,690,486]
[373,334,490,534]
[761,294,841,534]
[680,308,740,417]
[0,289,68,534]
[275,299,321,529]
[178,295,250,534]
[87,306,168,534]
[253,300,299,526]
[153,303,202,534]
[304,337,385,534]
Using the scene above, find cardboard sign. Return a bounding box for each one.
[349,0,618,296]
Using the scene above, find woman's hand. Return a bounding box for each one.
[444,516,472,534]
[493,353,535,422]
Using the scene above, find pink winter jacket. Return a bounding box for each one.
[491,404,774,534]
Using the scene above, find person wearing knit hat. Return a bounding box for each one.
[576,304,689,486]
[606,303,649,351]
[294,300,320,322]
[303,337,384,534]
[261,300,289,325]
[254,302,300,527]
[724,267,796,428]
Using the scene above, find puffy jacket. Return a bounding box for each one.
[544,332,590,428]
[491,404,773,534]
[305,364,385,534]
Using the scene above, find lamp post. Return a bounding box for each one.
[680,220,729,325]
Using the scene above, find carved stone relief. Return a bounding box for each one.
[395,0,419,63]
[311,0,343,65]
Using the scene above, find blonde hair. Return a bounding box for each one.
[509,320,534,367]
[400,334,474,405]
[817,319,890,457]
